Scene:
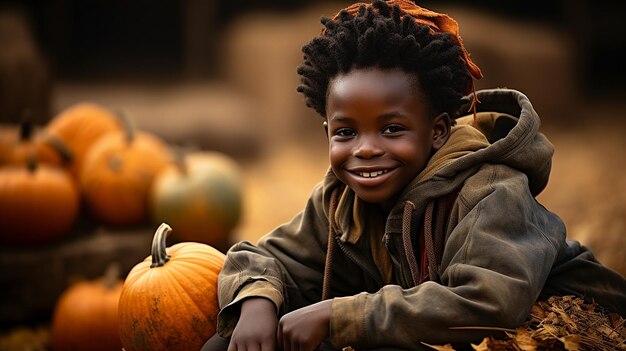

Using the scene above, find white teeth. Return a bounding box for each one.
[358,170,387,178]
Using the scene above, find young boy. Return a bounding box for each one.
[204,1,626,350]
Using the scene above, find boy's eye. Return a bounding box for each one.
[334,128,356,137]
[383,125,406,134]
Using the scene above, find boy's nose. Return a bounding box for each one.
[353,137,384,158]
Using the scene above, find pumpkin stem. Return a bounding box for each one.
[151,223,172,268]
[19,120,34,142]
[42,132,74,164]
[26,153,38,173]
[108,154,123,173]
[116,109,135,145]
[171,146,189,176]
[102,262,121,290]
[19,107,35,140]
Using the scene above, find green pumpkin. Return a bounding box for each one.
[149,152,243,250]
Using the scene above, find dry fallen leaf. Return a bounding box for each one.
[559,334,581,351]
[471,337,490,351]
[513,328,537,351]
[423,295,625,351]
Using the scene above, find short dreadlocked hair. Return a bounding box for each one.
[296,0,473,119]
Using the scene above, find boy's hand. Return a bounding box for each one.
[277,299,333,351]
[229,298,278,351]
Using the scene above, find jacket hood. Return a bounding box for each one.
[400,88,554,201]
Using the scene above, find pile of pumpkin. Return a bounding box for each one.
[0,102,246,350]
[0,102,243,249]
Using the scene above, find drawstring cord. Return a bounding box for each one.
[423,201,439,283]
[468,82,481,128]
[402,198,446,286]
[434,198,447,275]
[401,201,420,286]
[321,188,340,301]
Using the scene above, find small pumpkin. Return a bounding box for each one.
[51,263,123,351]
[150,151,243,250]
[80,118,170,227]
[46,102,122,177]
[0,156,79,245]
[118,223,225,351]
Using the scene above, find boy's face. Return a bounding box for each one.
[325,68,448,205]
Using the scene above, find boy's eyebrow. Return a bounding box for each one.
[378,112,410,122]
[328,115,354,123]
[330,112,410,123]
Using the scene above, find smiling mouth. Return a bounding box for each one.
[354,169,390,178]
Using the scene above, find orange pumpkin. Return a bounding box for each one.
[0,157,79,245]
[80,124,170,227]
[51,264,123,351]
[118,223,225,351]
[150,151,243,250]
[46,102,122,177]
[0,122,71,167]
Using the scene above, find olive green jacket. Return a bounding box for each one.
[216,89,626,349]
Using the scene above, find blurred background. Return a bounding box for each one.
[1,0,625,348]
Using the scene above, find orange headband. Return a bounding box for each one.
[327,0,483,86]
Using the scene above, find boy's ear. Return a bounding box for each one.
[432,112,451,150]
[323,121,329,138]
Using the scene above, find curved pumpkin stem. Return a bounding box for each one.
[115,109,135,145]
[19,119,34,142]
[151,223,172,268]
[26,153,38,173]
[171,146,189,176]
[42,133,74,164]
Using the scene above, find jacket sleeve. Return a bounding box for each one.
[330,165,565,349]
[216,182,330,337]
